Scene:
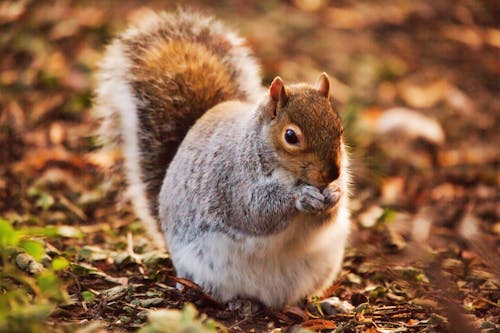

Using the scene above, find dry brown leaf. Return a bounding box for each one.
[326,7,365,30]
[410,212,432,244]
[293,0,327,12]
[3,101,26,130]
[30,94,65,124]
[62,70,90,90]
[442,24,483,49]
[383,224,407,252]
[398,79,450,109]
[302,318,336,330]
[377,81,397,105]
[0,70,19,86]
[486,28,500,48]
[364,328,383,333]
[430,183,464,201]
[45,52,69,78]
[325,2,432,30]
[445,87,474,114]
[320,271,349,299]
[411,297,439,309]
[73,6,105,28]
[0,0,28,24]
[85,149,122,169]
[49,122,66,145]
[269,309,294,324]
[407,318,419,326]
[381,177,405,205]
[12,146,88,173]
[282,305,309,321]
[170,276,202,290]
[58,194,87,220]
[358,206,384,228]
[437,146,499,166]
[50,19,80,40]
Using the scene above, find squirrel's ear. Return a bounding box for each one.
[269,76,288,110]
[315,72,330,98]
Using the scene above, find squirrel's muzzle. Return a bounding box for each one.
[319,163,340,186]
[325,164,340,184]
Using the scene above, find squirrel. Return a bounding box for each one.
[94,9,350,309]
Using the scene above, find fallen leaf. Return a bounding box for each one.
[302,318,336,330]
[382,224,407,252]
[16,253,45,274]
[351,293,368,307]
[445,87,474,114]
[12,146,88,173]
[492,223,500,235]
[132,297,164,308]
[49,122,66,145]
[358,205,384,228]
[364,328,383,333]
[485,28,500,48]
[399,79,450,109]
[438,145,499,166]
[102,286,129,302]
[0,0,28,24]
[320,297,354,315]
[442,24,483,49]
[282,305,309,321]
[293,0,327,12]
[458,213,480,241]
[57,225,84,239]
[381,177,405,205]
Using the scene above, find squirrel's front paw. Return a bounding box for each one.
[323,183,341,210]
[295,185,325,213]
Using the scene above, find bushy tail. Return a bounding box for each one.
[94,9,262,247]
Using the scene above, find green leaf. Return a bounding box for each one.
[354,302,371,314]
[81,291,96,303]
[21,225,59,237]
[51,257,69,271]
[139,303,227,333]
[20,240,45,261]
[37,271,57,293]
[37,271,66,301]
[380,207,397,223]
[35,192,55,210]
[0,300,53,333]
[0,218,20,248]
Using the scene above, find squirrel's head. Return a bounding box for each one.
[263,73,344,188]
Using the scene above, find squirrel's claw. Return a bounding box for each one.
[323,184,342,211]
[295,185,325,213]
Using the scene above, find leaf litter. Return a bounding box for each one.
[0,0,498,332]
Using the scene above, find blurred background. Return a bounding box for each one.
[0,0,498,332]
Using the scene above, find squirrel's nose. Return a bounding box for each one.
[325,165,340,183]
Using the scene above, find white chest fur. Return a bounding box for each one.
[169,198,350,307]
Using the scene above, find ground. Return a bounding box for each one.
[0,0,499,332]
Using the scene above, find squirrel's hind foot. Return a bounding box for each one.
[227,298,264,318]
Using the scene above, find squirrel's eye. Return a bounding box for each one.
[285,129,299,144]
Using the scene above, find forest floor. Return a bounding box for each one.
[0,0,499,332]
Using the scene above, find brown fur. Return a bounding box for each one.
[268,84,343,188]
[119,17,250,214]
